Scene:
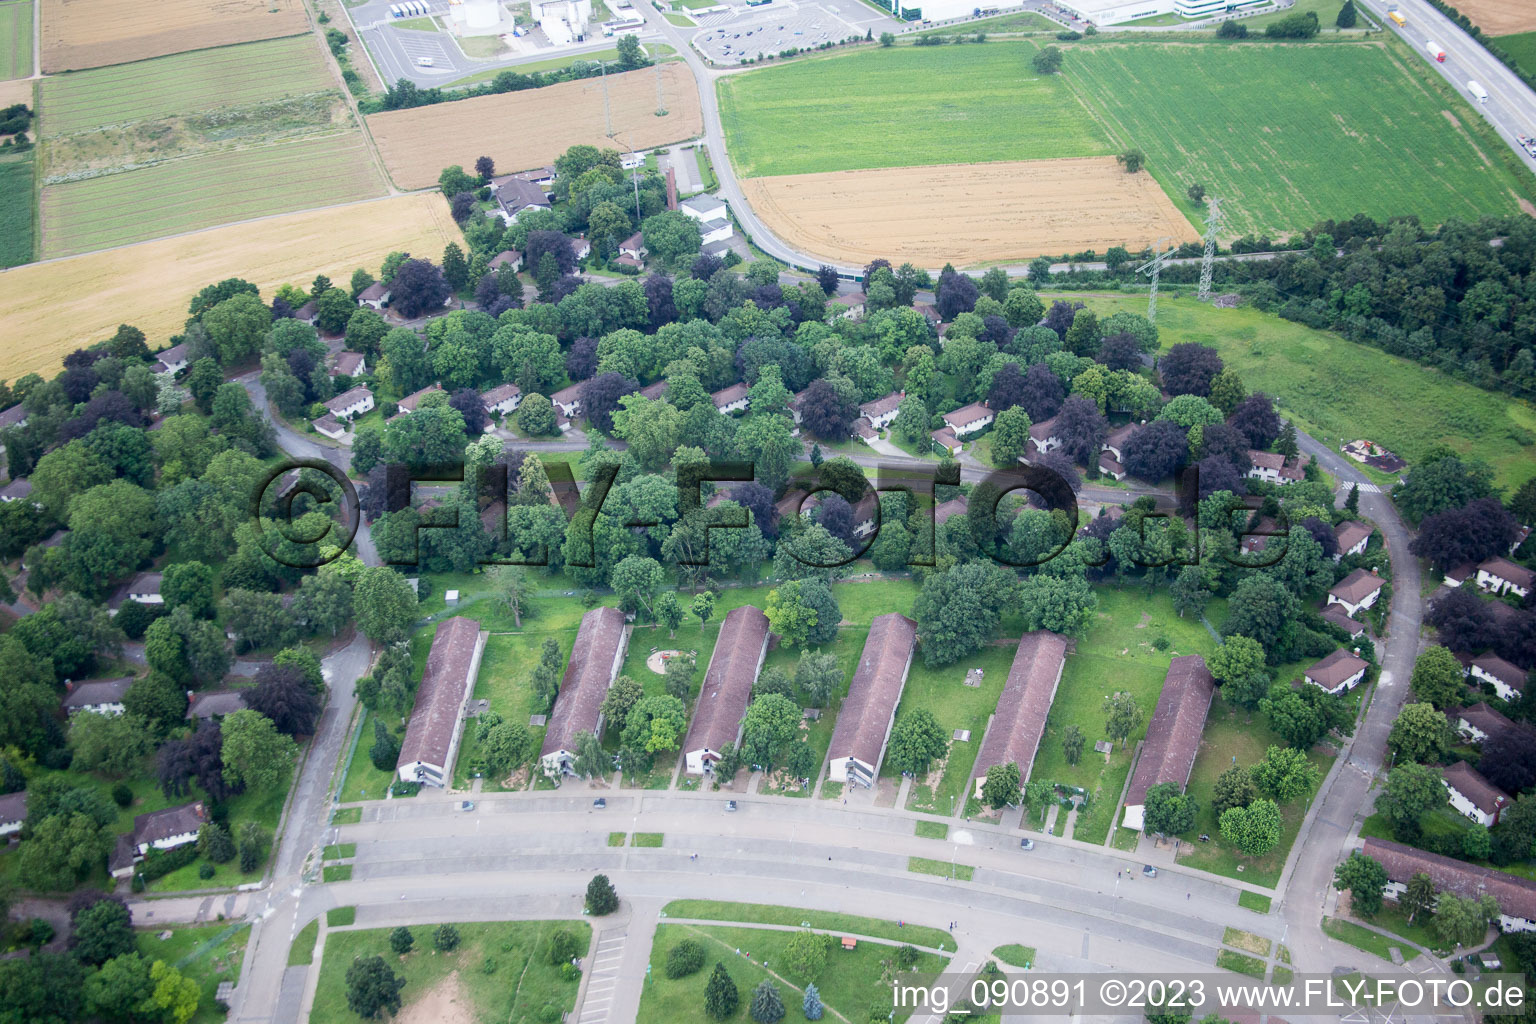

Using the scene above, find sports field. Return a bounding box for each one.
[1063,41,1527,237]
[39,0,308,72]
[0,0,31,79]
[0,154,33,267]
[717,42,1112,177]
[1452,0,1536,35]
[367,62,702,190]
[38,36,335,136]
[40,132,384,258]
[0,194,463,380]
[742,157,1196,265]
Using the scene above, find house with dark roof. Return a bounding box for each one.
[481,382,522,416]
[711,383,750,415]
[1025,415,1060,458]
[127,572,164,605]
[1321,604,1366,638]
[323,385,374,421]
[293,299,319,325]
[313,413,345,440]
[395,383,445,416]
[1471,654,1526,702]
[619,232,647,261]
[0,792,26,838]
[827,292,865,321]
[357,282,390,310]
[0,404,28,431]
[550,383,584,420]
[931,427,962,455]
[1246,450,1308,485]
[933,496,968,528]
[153,343,189,375]
[970,632,1068,801]
[187,690,249,721]
[1122,655,1215,832]
[828,613,917,788]
[396,617,488,787]
[494,178,553,224]
[858,392,903,432]
[1363,837,1536,932]
[1327,568,1385,617]
[133,802,205,856]
[683,606,771,776]
[1239,516,1282,556]
[1443,563,1477,588]
[1476,557,1534,599]
[1098,452,1126,481]
[942,403,994,438]
[62,677,134,716]
[1304,648,1370,695]
[1451,703,1518,746]
[541,606,630,778]
[331,351,367,378]
[488,250,523,273]
[1443,761,1511,826]
[0,477,32,503]
[1334,520,1372,560]
[636,380,669,401]
[1102,422,1137,462]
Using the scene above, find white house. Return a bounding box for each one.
[1326,568,1384,617]
[61,677,135,716]
[395,383,444,416]
[1246,450,1308,485]
[481,382,522,416]
[1102,423,1137,462]
[0,791,25,839]
[1303,648,1369,695]
[127,572,164,605]
[1364,837,1536,934]
[323,385,374,421]
[1443,762,1511,827]
[133,802,206,856]
[931,427,962,455]
[1476,556,1534,599]
[357,283,390,310]
[331,350,367,377]
[550,383,584,420]
[1452,703,1517,745]
[152,343,189,375]
[1026,415,1061,457]
[859,392,903,432]
[293,300,319,326]
[540,607,630,777]
[0,404,29,431]
[1334,520,1372,561]
[0,477,32,503]
[1471,654,1526,702]
[313,413,345,440]
[620,151,645,170]
[827,293,864,321]
[570,235,592,260]
[495,179,553,224]
[488,250,523,274]
[619,232,647,261]
[680,194,727,223]
[1098,452,1127,481]
[396,617,487,787]
[711,383,750,415]
[698,217,732,246]
[942,403,994,438]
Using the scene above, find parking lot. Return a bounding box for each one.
[689,0,898,65]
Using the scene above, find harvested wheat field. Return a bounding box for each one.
[40,0,309,72]
[1449,0,1536,35]
[741,158,1197,268]
[0,78,32,110]
[369,63,702,190]
[0,194,462,379]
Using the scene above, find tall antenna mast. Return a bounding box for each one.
[1198,196,1222,302]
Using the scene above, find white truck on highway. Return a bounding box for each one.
[1426,39,1446,62]
[1468,80,1490,103]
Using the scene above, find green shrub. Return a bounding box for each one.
[666,938,707,978]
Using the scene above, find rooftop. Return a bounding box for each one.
[324,385,373,413]
[397,617,484,772]
[134,801,205,846]
[1363,837,1536,922]
[62,677,135,710]
[1480,556,1535,589]
[0,791,25,823]
[1472,652,1525,686]
[187,689,249,720]
[397,383,444,413]
[1334,520,1372,553]
[943,403,992,429]
[681,606,770,759]
[1442,761,1511,815]
[828,613,917,770]
[859,392,903,421]
[971,631,1069,785]
[541,606,628,758]
[1125,655,1215,811]
[1305,648,1369,688]
[1329,568,1385,605]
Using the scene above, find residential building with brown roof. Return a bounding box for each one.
[396,617,488,787]
[187,689,249,720]
[61,677,135,716]
[1102,422,1137,461]
[711,383,750,414]
[331,350,367,377]
[1476,556,1534,599]
[1304,648,1370,695]
[481,383,522,416]
[1443,761,1511,826]
[1334,520,1372,560]
[933,496,968,527]
[859,392,903,431]
[970,631,1069,800]
[1026,415,1061,458]
[1327,568,1385,617]
[683,606,771,775]
[396,383,445,415]
[550,383,584,418]
[828,613,917,788]
[1451,703,1518,745]
[357,282,391,309]
[0,791,26,838]
[1321,605,1366,637]
[127,572,164,605]
[133,802,206,855]
[541,606,630,777]
[1471,653,1527,702]
[1098,452,1126,480]
[0,477,32,503]
[931,427,962,455]
[1363,837,1536,931]
[1122,655,1215,832]
[323,385,374,420]
[942,403,994,438]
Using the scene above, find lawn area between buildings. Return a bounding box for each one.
[1239,891,1273,914]
[1215,949,1266,977]
[661,900,950,948]
[992,943,1037,968]
[1321,916,1419,962]
[1024,587,1216,846]
[310,920,589,1024]
[1060,292,1536,493]
[639,922,949,1023]
[137,921,250,1024]
[899,641,1016,816]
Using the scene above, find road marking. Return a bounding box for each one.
[577,930,628,1024]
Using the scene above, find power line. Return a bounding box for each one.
[1198,196,1222,303]
[1137,237,1178,323]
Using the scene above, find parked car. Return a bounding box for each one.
[1019,838,1035,850]
[593,797,607,809]
[458,800,475,811]
[1142,864,1157,878]
[724,800,738,812]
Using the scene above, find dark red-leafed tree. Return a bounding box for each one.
[565,337,599,381]
[580,372,639,435]
[1098,332,1142,372]
[524,231,578,277]
[987,362,1028,412]
[1410,497,1518,570]
[1160,343,1224,397]
[1020,363,1064,422]
[1230,392,1281,449]
[449,387,489,435]
[390,259,451,319]
[246,664,321,737]
[797,379,857,440]
[1042,300,1084,340]
[1121,420,1188,482]
[1055,396,1108,467]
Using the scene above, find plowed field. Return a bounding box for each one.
[0,195,462,379]
[368,63,701,189]
[40,0,308,71]
[741,158,1197,267]
[1452,0,1536,35]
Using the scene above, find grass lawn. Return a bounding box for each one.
[1061,292,1536,493]
[1321,916,1418,962]
[1223,927,1272,957]
[1026,587,1216,844]
[1496,31,1536,78]
[339,709,402,802]
[0,0,32,80]
[915,820,948,840]
[1061,40,1531,237]
[289,920,318,966]
[0,143,30,269]
[638,923,949,1023]
[1273,964,1293,984]
[322,843,356,860]
[1173,694,1331,889]
[608,831,627,846]
[992,943,1036,968]
[327,906,356,927]
[661,900,950,948]
[1215,949,1266,977]
[717,41,1111,176]
[1369,901,1443,953]
[633,832,664,847]
[331,806,361,825]
[147,775,291,893]
[664,11,694,25]
[1239,891,1273,914]
[444,46,629,88]
[137,922,250,1024]
[311,921,588,1024]
[909,855,973,881]
[899,641,1017,815]
[915,9,1057,33]
[322,864,353,882]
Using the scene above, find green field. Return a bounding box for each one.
[0,154,32,267]
[662,899,951,948]
[717,41,1112,177]
[38,36,335,136]
[311,921,588,1024]
[1496,31,1536,78]
[913,9,1058,33]
[1063,41,1527,237]
[1062,292,1536,492]
[0,0,30,79]
[137,922,250,1024]
[39,132,383,257]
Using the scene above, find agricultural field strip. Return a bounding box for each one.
[0,0,31,81]
[39,133,384,258]
[39,36,336,136]
[39,0,309,73]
